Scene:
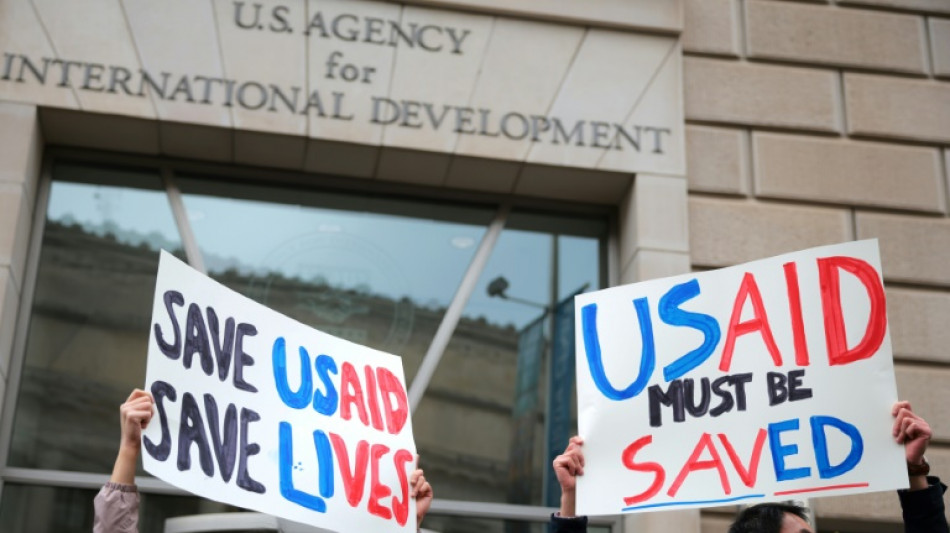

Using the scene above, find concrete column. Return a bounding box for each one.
[616,172,697,532]
[0,102,43,412]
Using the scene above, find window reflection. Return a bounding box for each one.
[9,165,185,473]
[417,212,603,509]
[176,177,494,383]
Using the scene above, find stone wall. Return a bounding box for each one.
[682,0,950,529]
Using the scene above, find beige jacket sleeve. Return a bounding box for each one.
[93,482,139,533]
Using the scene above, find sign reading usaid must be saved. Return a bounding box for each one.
[0,0,684,175]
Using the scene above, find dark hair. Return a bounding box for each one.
[729,503,809,533]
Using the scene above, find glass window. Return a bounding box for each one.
[175,176,496,383]
[8,164,185,474]
[3,160,608,532]
[416,211,604,507]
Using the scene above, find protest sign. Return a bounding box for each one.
[575,240,906,515]
[142,251,417,533]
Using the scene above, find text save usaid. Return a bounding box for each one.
[574,240,906,515]
[142,251,417,533]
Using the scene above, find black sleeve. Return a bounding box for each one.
[549,513,588,533]
[899,476,949,533]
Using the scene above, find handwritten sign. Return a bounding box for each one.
[143,251,417,533]
[575,240,906,515]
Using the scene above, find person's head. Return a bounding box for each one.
[729,503,813,533]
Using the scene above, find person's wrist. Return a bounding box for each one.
[907,456,930,477]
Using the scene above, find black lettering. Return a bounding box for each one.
[788,369,813,402]
[446,27,471,54]
[332,14,359,42]
[206,306,235,382]
[331,91,353,120]
[683,378,711,418]
[204,394,238,483]
[236,81,267,110]
[237,408,266,493]
[17,56,49,84]
[155,290,184,360]
[81,63,105,92]
[767,371,788,406]
[269,5,292,33]
[423,103,450,130]
[177,392,214,476]
[732,372,752,410]
[168,76,195,103]
[234,323,258,392]
[614,124,642,151]
[143,380,176,461]
[107,66,134,95]
[183,303,214,376]
[400,100,423,128]
[709,375,734,417]
[233,2,262,30]
[301,89,327,117]
[268,84,299,113]
[648,380,684,427]
[551,118,585,146]
[416,25,443,52]
[590,121,611,148]
[364,17,386,44]
[137,70,170,99]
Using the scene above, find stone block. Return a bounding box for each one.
[396,0,683,33]
[0,268,17,381]
[160,122,233,163]
[39,108,160,155]
[376,148,450,187]
[895,365,950,442]
[32,0,157,118]
[686,125,748,195]
[303,139,378,179]
[211,0,306,136]
[685,57,839,133]
[453,17,584,163]
[0,102,42,211]
[887,287,950,364]
[122,0,232,127]
[633,174,690,252]
[746,0,928,74]
[931,17,950,78]
[443,157,520,193]
[689,197,852,267]
[753,133,944,213]
[0,186,31,288]
[683,0,740,56]
[856,212,950,286]
[622,249,691,284]
[233,130,306,170]
[845,73,950,144]
[513,165,631,204]
[0,0,80,109]
[305,0,400,147]
[839,0,950,15]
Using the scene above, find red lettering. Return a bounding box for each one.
[621,435,665,505]
[718,429,767,488]
[377,367,409,435]
[719,272,783,372]
[330,433,369,507]
[818,256,887,366]
[363,365,384,432]
[368,444,392,520]
[391,449,414,526]
[667,433,731,497]
[340,362,369,426]
[783,262,810,366]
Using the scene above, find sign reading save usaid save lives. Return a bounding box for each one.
[575,240,906,515]
[142,251,416,533]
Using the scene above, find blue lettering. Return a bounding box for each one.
[272,338,313,409]
[811,415,863,479]
[278,422,327,512]
[659,279,722,381]
[768,418,811,481]
[314,354,339,416]
[581,298,656,401]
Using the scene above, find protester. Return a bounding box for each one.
[550,401,947,533]
[93,389,434,533]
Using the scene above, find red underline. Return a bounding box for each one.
[774,482,869,496]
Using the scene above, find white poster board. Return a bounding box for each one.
[575,240,906,515]
[143,251,417,533]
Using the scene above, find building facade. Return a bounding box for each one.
[0,0,947,532]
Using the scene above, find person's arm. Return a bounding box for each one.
[892,401,949,533]
[411,468,433,532]
[93,389,153,533]
[551,436,588,533]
